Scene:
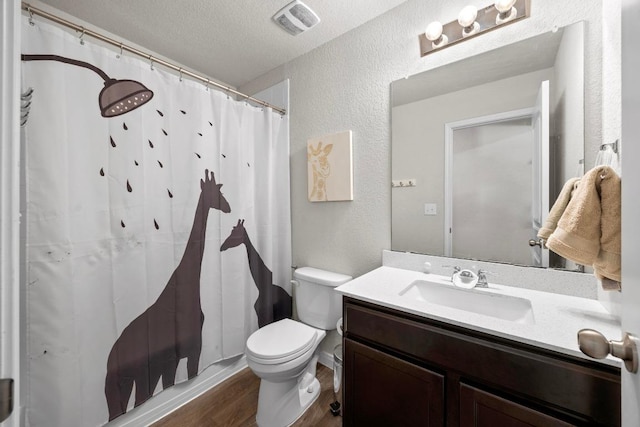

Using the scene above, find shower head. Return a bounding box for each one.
[21,54,154,117]
[99,79,154,117]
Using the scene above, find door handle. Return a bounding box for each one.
[528,239,545,248]
[0,378,13,422]
[577,329,638,373]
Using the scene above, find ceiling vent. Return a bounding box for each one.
[272,0,320,36]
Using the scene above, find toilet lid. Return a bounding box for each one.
[246,319,317,364]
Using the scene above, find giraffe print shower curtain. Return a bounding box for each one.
[21,17,291,426]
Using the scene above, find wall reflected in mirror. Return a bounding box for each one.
[391,21,585,269]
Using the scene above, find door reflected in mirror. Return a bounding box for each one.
[391,22,584,269]
[447,114,536,266]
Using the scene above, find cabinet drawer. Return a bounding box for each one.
[344,298,620,426]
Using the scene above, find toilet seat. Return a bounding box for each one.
[246,319,317,365]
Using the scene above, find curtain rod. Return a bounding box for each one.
[21,2,287,116]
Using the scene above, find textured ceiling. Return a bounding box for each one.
[36,0,409,88]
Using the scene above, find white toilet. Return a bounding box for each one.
[245,267,351,427]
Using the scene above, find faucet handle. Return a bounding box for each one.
[475,269,493,287]
[443,265,462,283]
[444,265,461,273]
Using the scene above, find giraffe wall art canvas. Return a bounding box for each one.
[307,130,354,202]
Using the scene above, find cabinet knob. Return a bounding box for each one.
[577,329,639,373]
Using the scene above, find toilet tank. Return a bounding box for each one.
[293,267,351,330]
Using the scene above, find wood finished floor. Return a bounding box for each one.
[152,364,342,427]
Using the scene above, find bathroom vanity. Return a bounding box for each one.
[337,266,621,426]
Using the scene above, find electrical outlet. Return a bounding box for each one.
[424,203,437,215]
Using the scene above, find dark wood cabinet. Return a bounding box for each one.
[459,383,574,427]
[344,338,444,426]
[342,297,621,427]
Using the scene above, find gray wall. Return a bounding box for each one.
[240,0,613,278]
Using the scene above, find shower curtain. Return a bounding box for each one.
[21,17,291,427]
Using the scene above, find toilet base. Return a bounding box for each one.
[255,357,321,427]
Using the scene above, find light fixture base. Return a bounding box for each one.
[432,35,449,49]
[496,7,518,24]
[462,22,481,38]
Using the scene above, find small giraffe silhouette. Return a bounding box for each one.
[105,169,231,421]
[308,141,333,201]
[220,219,292,327]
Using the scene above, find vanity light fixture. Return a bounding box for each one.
[419,0,530,57]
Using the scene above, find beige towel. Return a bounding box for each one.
[546,166,621,283]
[593,167,621,283]
[538,177,581,240]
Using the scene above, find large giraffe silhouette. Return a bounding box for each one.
[221,219,292,327]
[105,170,231,421]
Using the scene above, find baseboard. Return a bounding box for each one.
[318,350,335,370]
[110,355,248,427]
[110,351,334,426]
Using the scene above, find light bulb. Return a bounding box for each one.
[425,21,448,48]
[495,0,517,24]
[458,5,478,28]
[495,0,517,13]
[458,5,480,37]
[425,21,443,41]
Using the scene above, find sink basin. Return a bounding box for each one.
[399,280,535,324]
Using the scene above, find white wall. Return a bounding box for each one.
[240,0,609,278]
[552,21,585,189]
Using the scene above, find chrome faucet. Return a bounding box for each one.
[446,265,493,289]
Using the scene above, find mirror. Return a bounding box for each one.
[391,22,584,269]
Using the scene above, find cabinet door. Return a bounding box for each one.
[460,383,574,427]
[344,338,444,427]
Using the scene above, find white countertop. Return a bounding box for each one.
[335,266,622,368]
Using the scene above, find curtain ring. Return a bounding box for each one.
[178,68,183,82]
[79,27,86,45]
[27,7,35,26]
[117,43,123,59]
[149,56,154,71]
[205,79,210,91]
